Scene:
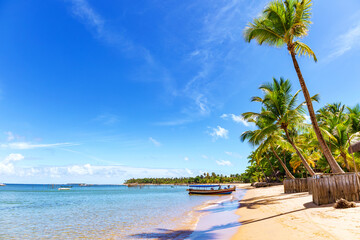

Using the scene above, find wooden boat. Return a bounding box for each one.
[187,185,236,195]
[0,183,5,186]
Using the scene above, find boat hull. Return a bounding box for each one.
[187,187,236,195]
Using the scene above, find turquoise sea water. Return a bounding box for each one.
[0,184,234,239]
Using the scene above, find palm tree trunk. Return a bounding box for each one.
[265,153,281,182]
[284,127,315,176]
[288,46,344,174]
[259,163,268,183]
[341,152,350,171]
[270,146,295,179]
[255,164,264,182]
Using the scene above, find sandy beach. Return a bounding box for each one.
[124,184,360,239]
[232,184,360,240]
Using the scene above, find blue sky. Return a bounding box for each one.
[0,0,360,183]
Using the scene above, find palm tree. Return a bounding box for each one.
[259,136,296,179]
[243,77,316,176]
[248,153,267,182]
[262,152,281,182]
[241,111,296,179]
[243,0,344,173]
[289,128,320,172]
[347,104,360,133]
[317,103,360,171]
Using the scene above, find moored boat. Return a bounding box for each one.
[187,185,236,194]
[58,185,72,190]
[0,183,5,186]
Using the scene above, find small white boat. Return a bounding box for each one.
[58,185,72,190]
[0,183,5,186]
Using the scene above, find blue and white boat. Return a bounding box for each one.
[187,185,236,194]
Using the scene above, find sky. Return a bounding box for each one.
[0,0,360,183]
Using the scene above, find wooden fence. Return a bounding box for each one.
[307,177,313,194]
[284,178,308,193]
[312,173,360,205]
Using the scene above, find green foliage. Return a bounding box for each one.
[124,173,243,184]
[244,0,317,61]
[241,82,360,180]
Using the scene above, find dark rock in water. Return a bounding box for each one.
[334,198,357,208]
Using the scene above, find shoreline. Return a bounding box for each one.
[163,184,247,239]
[232,184,360,240]
[135,184,247,239]
[188,185,246,239]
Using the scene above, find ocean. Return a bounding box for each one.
[0,184,238,239]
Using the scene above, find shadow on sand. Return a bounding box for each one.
[239,208,306,226]
[237,189,337,226]
[239,192,309,209]
[129,221,240,240]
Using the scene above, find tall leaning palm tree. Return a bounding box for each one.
[243,0,344,173]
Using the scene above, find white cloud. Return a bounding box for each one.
[177,1,268,119]
[184,156,189,161]
[216,159,232,166]
[201,155,208,159]
[221,113,249,126]
[195,94,210,115]
[5,131,15,141]
[185,168,193,175]
[0,142,76,150]
[177,0,260,120]
[304,115,311,124]
[209,126,229,140]
[68,0,149,58]
[67,164,93,175]
[327,22,360,60]
[149,137,161,147]
[0,153,25,175]
[4,153,24,164]
[72,0,104,34]
[0,163,204,184]
[4,131,25,142]
[69,0,106,41]
[225,151,242,159]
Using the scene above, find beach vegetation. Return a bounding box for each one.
[244,0,344,173]
[241,79,360,182]
[242,77,317,176]
[124,173,244,184]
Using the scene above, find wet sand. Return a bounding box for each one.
[188,188,246,240]
[232,184,360,240]
[131,184,247,240]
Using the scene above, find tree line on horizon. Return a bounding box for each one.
[125,173,243,184]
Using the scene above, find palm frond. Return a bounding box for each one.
[251,96,264,103]
[244,17,285,47]
[293,41,317,62]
